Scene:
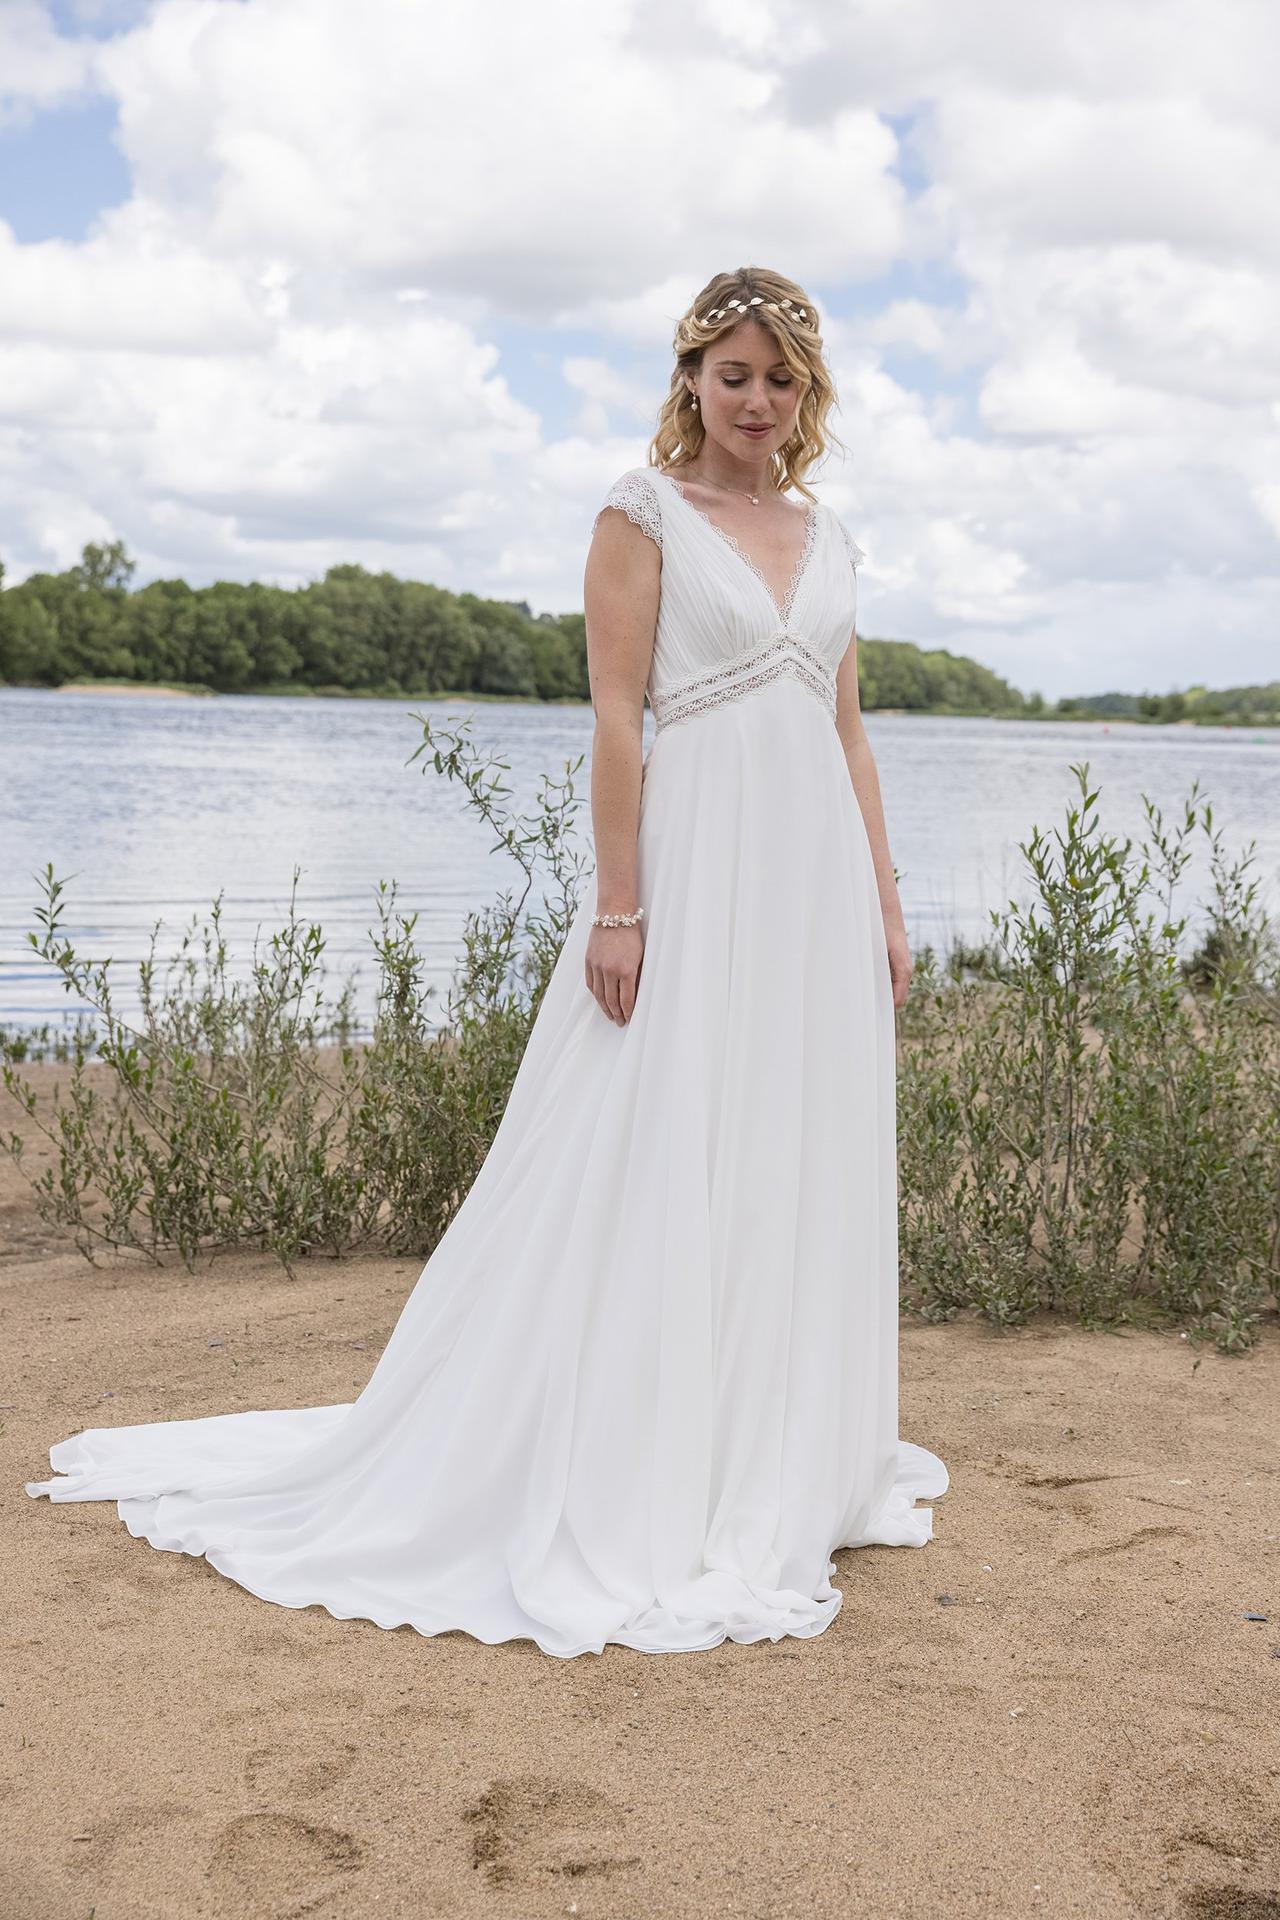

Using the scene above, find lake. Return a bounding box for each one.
[2,687,1277,1036]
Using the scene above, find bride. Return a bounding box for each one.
[26,267,949,1659]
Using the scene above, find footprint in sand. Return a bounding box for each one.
[68,1803,194,1879]
[215,1684,364,1734]
[1178,1888,1280,1917]
[1021,1472,1128,1490]
[1169,1826,1280,1920]
[205,1687,365,1802]
[464,1774,641,1890]
[243,1740,359,1797]
[1060,1522,1193,1564]
[1177,1825,1260,1866]
[206,1811,362,1913]
[236,1626,325,1664]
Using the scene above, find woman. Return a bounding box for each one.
[26,267,949,1658]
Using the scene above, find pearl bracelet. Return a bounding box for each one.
[591,906,645,928]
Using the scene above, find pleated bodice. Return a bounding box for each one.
[592,466,867,733]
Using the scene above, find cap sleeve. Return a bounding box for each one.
[835,516,866,572]
[592,470,663,550]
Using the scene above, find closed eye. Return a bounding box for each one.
[722,377,793,388]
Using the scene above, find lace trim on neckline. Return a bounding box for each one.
[653,471,819,623]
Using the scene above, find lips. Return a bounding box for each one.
[738,425,771,436]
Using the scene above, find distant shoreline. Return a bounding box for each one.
[3,681,1277,727]
[6,681,589,707]
[55,681,206,699]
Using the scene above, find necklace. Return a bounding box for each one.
[686,470,765,507]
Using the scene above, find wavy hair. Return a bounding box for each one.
[646,267,846,502]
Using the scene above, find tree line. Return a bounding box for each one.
[0,542,588,703]
[1,540,1273,723]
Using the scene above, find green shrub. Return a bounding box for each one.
[1,712,589,1273]
[897,763,1279,1349]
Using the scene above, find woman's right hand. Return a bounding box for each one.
[585,923,645,1025]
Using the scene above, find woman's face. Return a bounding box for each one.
[686,321,804,461]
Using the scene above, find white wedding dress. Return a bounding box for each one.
[26,465,949,1658]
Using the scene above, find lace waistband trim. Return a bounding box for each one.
[649,633,837,732]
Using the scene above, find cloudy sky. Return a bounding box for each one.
[1,0,1276,700]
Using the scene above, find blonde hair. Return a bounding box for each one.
[647,267,846,502]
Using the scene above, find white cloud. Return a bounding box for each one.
[0,0,1275,695]
[89,0,901,293]
[917,89,1280,263]
[0,1,96,120]
[0,213,270,350]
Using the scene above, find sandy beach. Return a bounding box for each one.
[45,682,210,698]
[2,1066,1277,1918]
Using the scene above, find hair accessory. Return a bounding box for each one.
[702,295,809,324]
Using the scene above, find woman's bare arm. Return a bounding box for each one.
[580,505,660,1024]
[834,630,914,1011]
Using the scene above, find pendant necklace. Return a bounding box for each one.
[693,472,763,507]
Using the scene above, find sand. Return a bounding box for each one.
[42,683,209,698]
[1,1064,1278,1919]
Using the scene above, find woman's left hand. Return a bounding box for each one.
[885,924,914,1012]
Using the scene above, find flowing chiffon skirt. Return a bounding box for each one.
[27,677,948,1657]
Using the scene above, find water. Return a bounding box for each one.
[2,687,1277,1036]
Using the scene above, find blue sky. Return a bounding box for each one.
[0,96,131,240]
[0,0,1276,700]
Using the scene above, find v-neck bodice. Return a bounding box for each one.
[650,470,820,626]
[592,465,866,736]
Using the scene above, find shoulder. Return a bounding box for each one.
[591,467,664,549]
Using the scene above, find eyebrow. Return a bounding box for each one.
[714,358,789,371]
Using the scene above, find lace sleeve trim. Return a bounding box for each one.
[836,517,867,571]
[592,471,662,550]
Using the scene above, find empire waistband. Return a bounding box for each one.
[649,632,838,732]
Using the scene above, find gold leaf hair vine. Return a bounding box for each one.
[701,295,810,323]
